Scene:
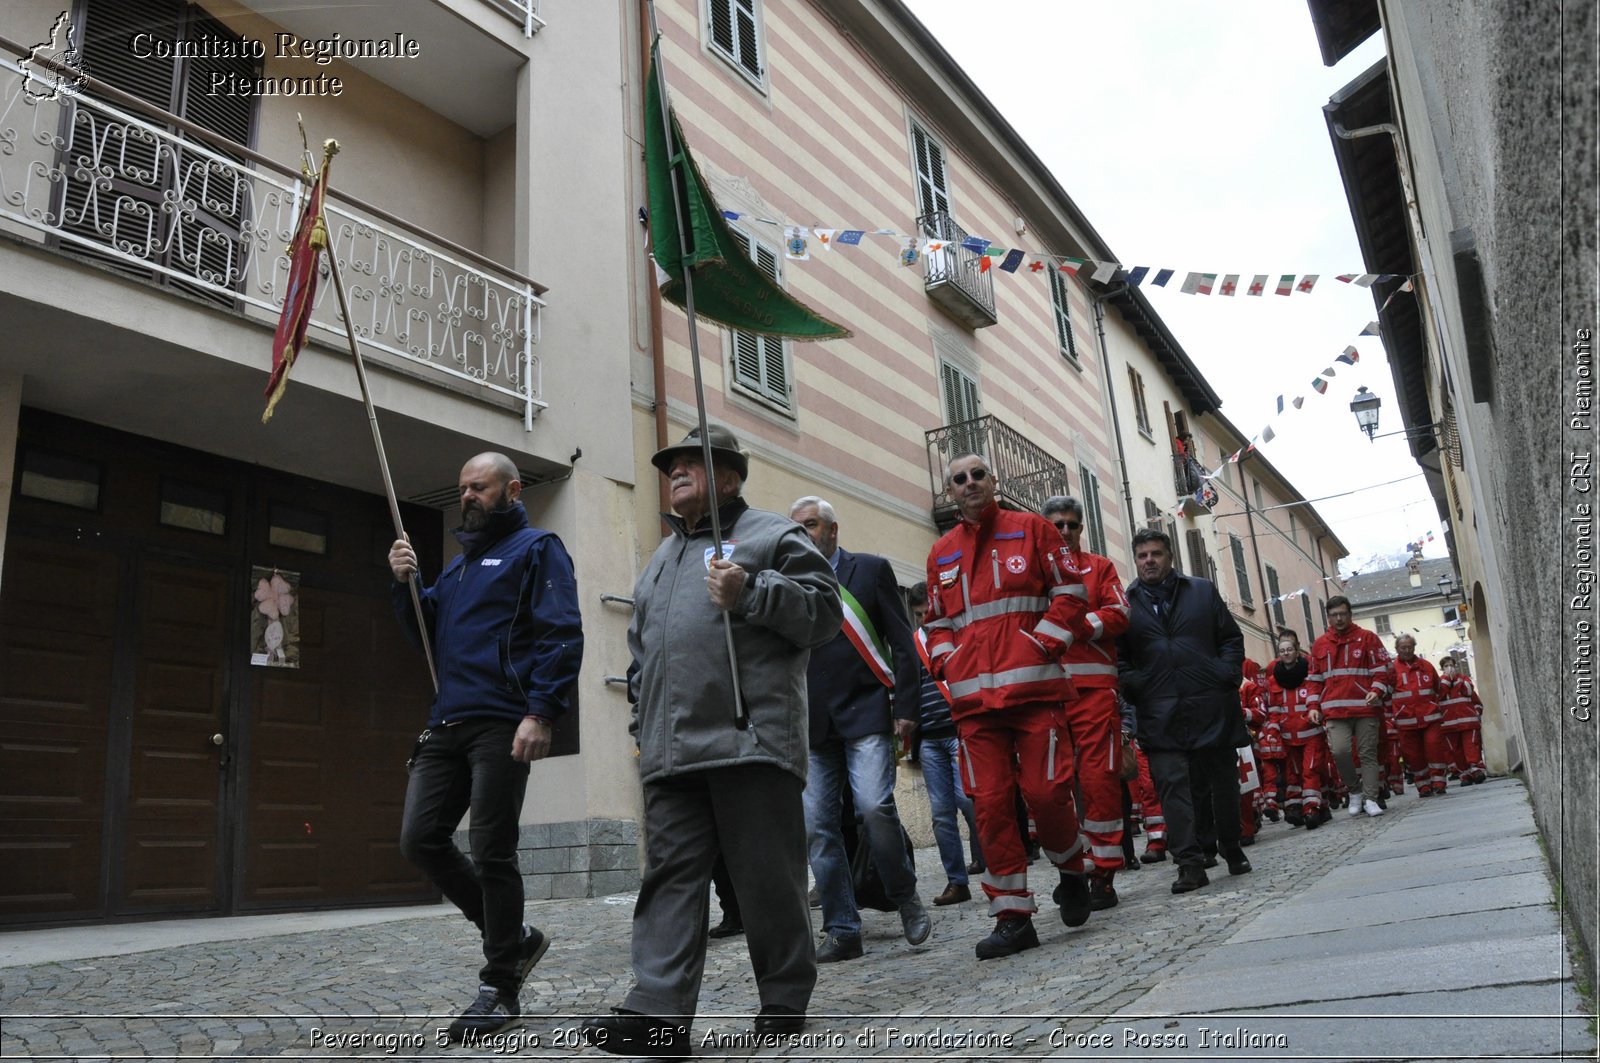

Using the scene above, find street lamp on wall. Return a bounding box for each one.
[1350,386,1382,440]
[1349,385,1445,443]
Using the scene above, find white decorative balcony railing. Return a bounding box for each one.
[483,0,547,37]
[0,54,546,427]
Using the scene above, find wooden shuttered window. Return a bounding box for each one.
[1267,564,1286,628]
[1050,268,1079,363]
[727,229,789,410]
[1302,594,1316,645]
[911,121,950,218]
[1230,534,1253,605]
[62,0,259,301]
[939,360,982,458]
[1076,463,1106,556]
[709,0,762,81]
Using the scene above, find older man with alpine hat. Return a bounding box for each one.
[583,424,842,1056]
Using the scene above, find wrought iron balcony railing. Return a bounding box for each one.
[0,55,545,426]
[916,210,997,329]
[1174,452,1208,497]
[925,414,1070,529]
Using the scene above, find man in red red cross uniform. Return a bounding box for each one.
[1042,495,1131,911]
[923,456,1093,960]
[1390,634,1451,795]
[1438,655,1489,783]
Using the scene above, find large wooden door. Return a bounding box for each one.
[0,535,120,921]
[1,409,441,925]
[116,557,232,915]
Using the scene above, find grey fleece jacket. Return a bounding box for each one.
[628,497,843,784]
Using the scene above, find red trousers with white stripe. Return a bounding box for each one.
[1443,722,1486,773]
[1282,741,1326,811]
[1132,745,1165,852]
[1258,755,1286,812]
[1398,722,1451,793]
[1063,688,1125,875]
[956,702,1085,918]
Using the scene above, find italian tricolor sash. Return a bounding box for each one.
[913,628,954,706]
[839,586,894,688]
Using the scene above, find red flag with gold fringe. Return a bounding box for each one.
[262,161,331,423]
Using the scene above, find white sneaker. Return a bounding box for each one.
[1363,799,1384,817]
[1347,794,1363,816]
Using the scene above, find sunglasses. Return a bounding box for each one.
[950,468,989,486]
[1052,519,1083,531]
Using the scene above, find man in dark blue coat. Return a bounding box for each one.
[1116,528,1250,894]
[389,452,583,1041]
[789,496,930,962]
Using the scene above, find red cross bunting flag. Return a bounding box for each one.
[262,159,331,423]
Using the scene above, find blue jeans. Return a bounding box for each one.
[399,718,530,994]
[803,734,917,938]
[919,735,981,884]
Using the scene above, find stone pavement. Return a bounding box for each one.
[0,776,1592,1061]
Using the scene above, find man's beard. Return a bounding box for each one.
[462,489,507,531]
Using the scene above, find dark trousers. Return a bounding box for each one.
[626,765,815,1021]
[399,718,530,994]
[1146,745,1241,869]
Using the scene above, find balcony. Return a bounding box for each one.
[0,54,546,426]
[1173,452,1208,496]
[916,211,997,329]
[925,414,1070,530]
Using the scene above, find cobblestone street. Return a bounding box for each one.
[1,777,1591,1061]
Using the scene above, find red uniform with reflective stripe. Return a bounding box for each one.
[1061,551,1129,688]
[1306,626,1393,719]
[1264,667,1326,813]
[925,502,1089,915]
[1392,655,1450,792]
[923,502,1087,717]
[1390,656,1443,727]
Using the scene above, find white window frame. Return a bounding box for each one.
[726,227,792,414]
[706,0,765,89]
[1375,613,1393,635]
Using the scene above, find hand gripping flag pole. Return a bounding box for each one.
[645,3,746,728]
[263,128,438,693]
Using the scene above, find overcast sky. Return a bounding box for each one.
[899,1,1435,575]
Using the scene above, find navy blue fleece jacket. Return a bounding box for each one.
[394,502,583,727]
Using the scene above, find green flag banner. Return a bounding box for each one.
[644,42,850,340]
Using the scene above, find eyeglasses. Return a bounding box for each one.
[950,468,989,486]
[1051,519,1083,531]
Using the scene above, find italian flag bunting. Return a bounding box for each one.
[1275,274,1295,296]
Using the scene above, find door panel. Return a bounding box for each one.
[241,583,434,908]
[118,559,230,913]
[0,537,119,920]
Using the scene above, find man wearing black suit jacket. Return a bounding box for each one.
[790,497,930,962]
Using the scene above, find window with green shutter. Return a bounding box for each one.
[1076,463,1106,556]
[727,228,790,411]
[1266,564,1285,628]
[1230,534,1253,605]
[1051,269,1080,365]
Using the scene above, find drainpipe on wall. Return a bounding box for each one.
[1091,286,1139,544]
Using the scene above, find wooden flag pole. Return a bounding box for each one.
[643,4,748,730]
[315,139,439,695]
